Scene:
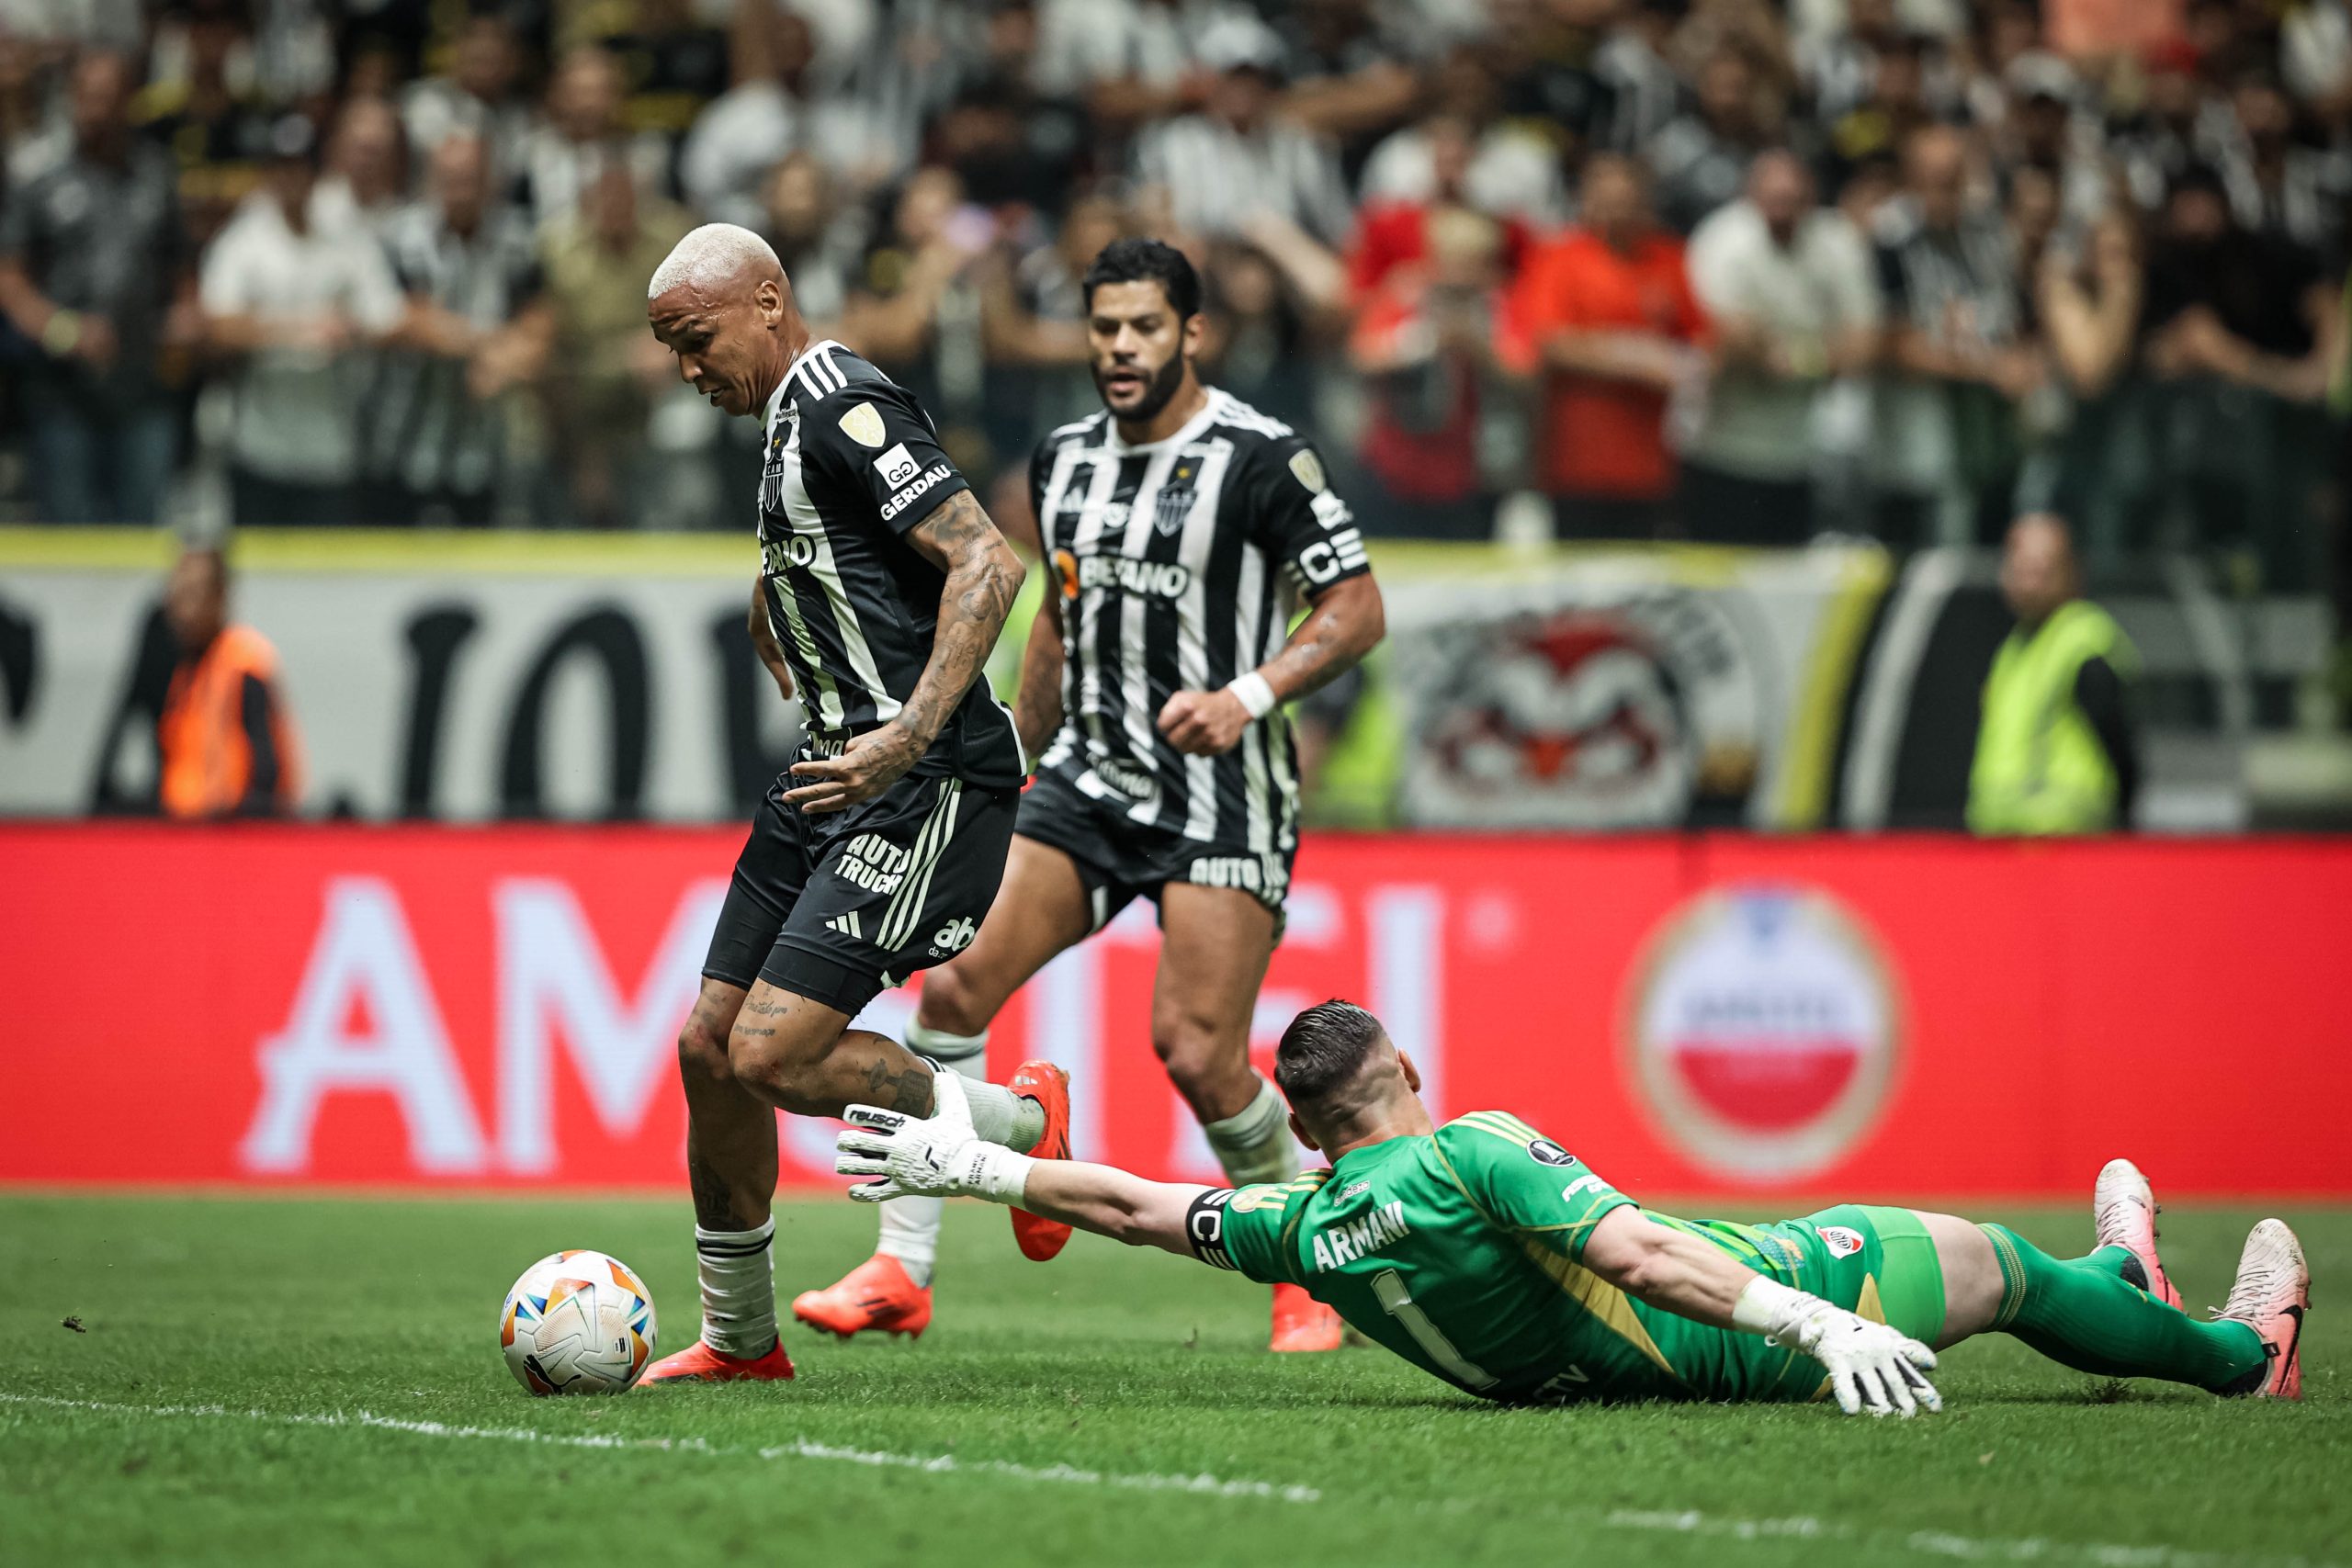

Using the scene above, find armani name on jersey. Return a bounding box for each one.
[756,339,1021,788]
[1030,388,1371,849]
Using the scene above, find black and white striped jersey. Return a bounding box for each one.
[756,338,1022,788]
[1029,388,1372,848]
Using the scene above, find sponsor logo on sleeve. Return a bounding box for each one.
[838,401,887,448]
[1527,1138,1576,1167]
[878,463,955,521]
[1560,1174,1612,1201]
[873,443,922,489]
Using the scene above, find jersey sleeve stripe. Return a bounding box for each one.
[1513,1236,1684,1382]
[1450,1112,1536,1148]
[1426,1136,1500,1227]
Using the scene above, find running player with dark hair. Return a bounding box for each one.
[792,238,1387,1354]
[637,223,1070,1384]
[833,1000,2311,1413]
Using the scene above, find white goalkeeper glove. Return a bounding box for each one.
[1735,1277,1942,1418]
[834,1069,1034,1204]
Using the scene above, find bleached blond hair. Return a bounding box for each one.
[647,222,783,300]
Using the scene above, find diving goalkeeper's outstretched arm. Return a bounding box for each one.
[834,1082,1213,1258]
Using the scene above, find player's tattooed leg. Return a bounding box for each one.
[678,976,776,1230]
[860,1047,939,1116]
[728,981,941,1119]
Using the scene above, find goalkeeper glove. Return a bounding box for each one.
[834,1069,1034,1204]
[1735,1276,1943,1417]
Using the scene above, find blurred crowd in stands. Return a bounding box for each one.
[0,0,2347,602]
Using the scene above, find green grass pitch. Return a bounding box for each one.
[2,1192,2343,1568]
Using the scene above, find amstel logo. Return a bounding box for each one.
[1622,884,1903,1183]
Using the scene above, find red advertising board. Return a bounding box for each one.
[1,825,2345,1199]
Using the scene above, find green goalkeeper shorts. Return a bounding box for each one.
[1644,1202,1951,1402]
[1764,1204,1948,1346]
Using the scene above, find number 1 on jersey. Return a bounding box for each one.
[1372,1269,1497,1390]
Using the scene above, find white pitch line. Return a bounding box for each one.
[0,1392,1319,1505]
[1604,1508,2336,1568]
[4,1393,2328,1564]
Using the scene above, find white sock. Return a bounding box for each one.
[877,1023,991,1288]
[1204,1074,1300,1187]
[945,1039,1046,1152]
[694,1218,777,1358]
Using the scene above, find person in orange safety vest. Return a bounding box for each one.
[156,545,303,818]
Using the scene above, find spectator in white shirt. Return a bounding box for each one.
[401,14,529,173]
[512,47,669,233]
[198,115,404,525]
[1359,45,1567,225]
[681,5,820,231]
[1133,13,1353,246]
[1683,150,1882,543]
[1035,0,1250,138]
[312,95,408,236]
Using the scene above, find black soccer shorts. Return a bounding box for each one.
[1014,765,1295,935]
[701,769,1018,1016]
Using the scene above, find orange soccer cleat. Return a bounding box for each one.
[1270,1281,1345,1353]
[639,1337,797,1385]
[1008,1059,1074,1262]
[2216,1218,2309,1400]
[791,1255,933,1341]
[2093,1157,2183,1310]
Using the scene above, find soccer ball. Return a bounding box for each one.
[499,1249,658,1395]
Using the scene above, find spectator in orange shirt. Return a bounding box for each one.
[156,546,304,820]
[1345,118,1537,539]
[1514,154,1710,538]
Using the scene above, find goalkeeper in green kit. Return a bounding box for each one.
[834,1001,2307,1414]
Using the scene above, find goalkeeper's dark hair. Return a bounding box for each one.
[1274,999,1389,1111]
[1081,237,1202,321]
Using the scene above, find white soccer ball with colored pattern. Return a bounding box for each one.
[499,1249,658,1395]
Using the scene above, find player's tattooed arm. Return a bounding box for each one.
[782,490,1025,813]
[1262,572,1385,703]
[1159,572,1386,756]
[746,577,794,703]
[1013,586,1066,762]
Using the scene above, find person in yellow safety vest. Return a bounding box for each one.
[155,545,304,818]
[1968,513,2139,835]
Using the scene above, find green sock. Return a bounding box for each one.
[1978,1225,2266,1393]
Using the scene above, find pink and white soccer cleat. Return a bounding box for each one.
[2093,1157,2183,1309]
[2215,1218,2308,1400]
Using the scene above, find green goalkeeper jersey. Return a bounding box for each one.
[1185,1111,1900,1404]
